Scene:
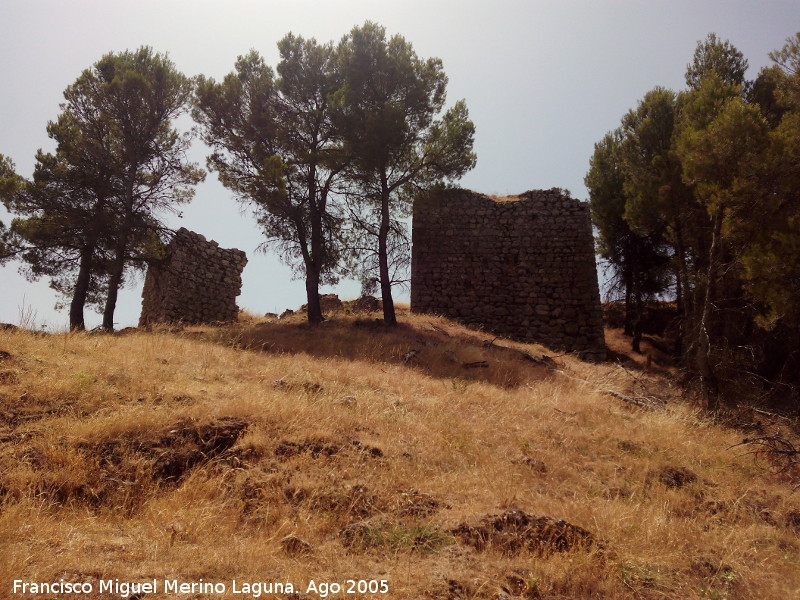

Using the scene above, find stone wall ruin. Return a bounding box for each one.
[411,188,606,360]
[139,228,248,326]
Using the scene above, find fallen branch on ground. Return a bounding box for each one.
[728,434,800,488]
[462,361,489,369]
[602,389,663,411]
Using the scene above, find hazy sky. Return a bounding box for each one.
[1,0,798,329]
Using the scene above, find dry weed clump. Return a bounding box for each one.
[0,314,799,599]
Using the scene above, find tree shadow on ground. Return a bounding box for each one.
[204,313,554,388]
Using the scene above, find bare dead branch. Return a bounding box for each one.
[602,389,661,411]
[728,434,800,488]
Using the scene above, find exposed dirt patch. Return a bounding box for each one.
[91,416,249,483]
[395,488,448,517]
[739,489,783,525]
[452,510,596,555]
[650,465,698,489]
[275,438,341,459]
[618,439,643,454]
[151,417,248,481]
[314,484,383,518]
[784,509,800,531]
[339,519,452,554]
[7,416,252,509]
[0,393,80,427]
[0,370,19,384]
[351,439,384,458]
[511,456,548,473]
[274,438,383,461]
[281,535,314,556]
[271,379,324,394]
[505,572,542,599]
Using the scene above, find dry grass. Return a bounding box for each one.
[486,194,521,203]
[1,309,799,599]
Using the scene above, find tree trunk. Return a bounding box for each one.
[697,206,724,409]
[102,255,125,330]
[623,260,634,337]
[305,162,324,325]
[71,199,107,331]
[378,177,396,326]
[69,245,93,331]
[103,172,136,331]
[674,269,683,356]
[673,221,692,358]
[102,233,128,331]
[631,266,644,353]
[378,238,396,325]
[305,268,323,324]
[632,298,644,354]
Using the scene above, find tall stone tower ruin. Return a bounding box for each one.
[411,188,606,360]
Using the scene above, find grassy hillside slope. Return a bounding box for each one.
[0,308,798,599]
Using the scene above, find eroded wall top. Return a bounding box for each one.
[139,228,247,326]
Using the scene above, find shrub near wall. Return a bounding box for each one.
[411,189,606,361]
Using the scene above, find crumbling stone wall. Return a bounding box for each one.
[411,189,606,360]
[139,228,247,326]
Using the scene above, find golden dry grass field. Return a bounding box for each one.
[0,306,799,600]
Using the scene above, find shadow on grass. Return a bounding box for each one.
[202,314,553,388]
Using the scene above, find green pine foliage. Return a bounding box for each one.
[587,32,800,408]
[194,38,346,324]
[2,48,202,330]
[194,22,476,326]
[333,22,477,325]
